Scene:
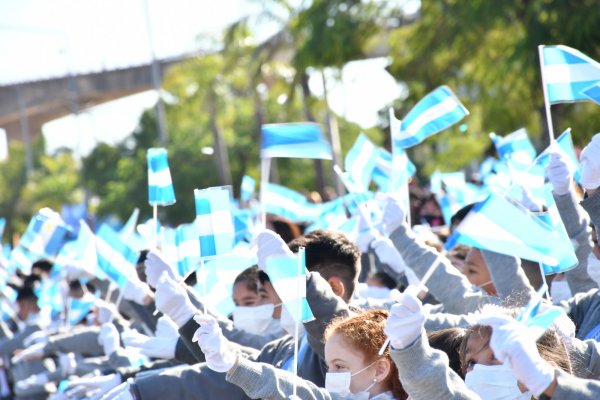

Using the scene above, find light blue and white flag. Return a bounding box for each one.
[0,218,6,240]
[582,82,600,106]
[263,249,314,324]
[261,123,332,160]
[96,224,140,288]
[390,86,469,149]
[160,227,179,268]
[20,208,70,259]
[240,175,256,202]
[175,223,201,278]
[430,171,466,194]
[540,45,600,104]
[262,183,322,222]
[66,220,106,280]
[445,193,574,267]
[194,187,235,258]
[147,148,176,206]
[10,245,35,275]
[344,134,379,192]
[372,148,415,193]
[536,128,582,183]
[67,293,96,326]
[233,209,253,244]
[120,209,140,240]
[490,128,536,168]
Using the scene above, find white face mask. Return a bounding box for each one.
[550,279,572,304]
[325,360,377,399]
[279,305,305,337]
[587,253,600,286]
[465,363,531,400]
[233,303,283,336]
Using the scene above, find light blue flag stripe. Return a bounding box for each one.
[261,123,333,160]
[263,183,323,222]
[264,252,314,323]
[445,193,572,267]
[541,45,600,104]
[147,148,176,206]
[372,148,416,193]
[430,171,465,194]
[20,211,70,259]
[96,224,140,288]
[0,218,5,240]
[393,86,469,148]
[240,175,256,202]
[490,128,536,167]
[10,245,35,275]
[194,187,235,258]
[582,82,600,105]
[344,134,379,192]
[68,294,96,326]
[536,129,582,183]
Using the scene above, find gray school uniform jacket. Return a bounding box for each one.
[131,271,351,400]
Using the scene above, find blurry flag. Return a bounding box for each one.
[65,221,106,280]
[536,128,582,183]
[175,223,201,278]
[0,218,5,239]
[61,203,87,234]
[260,123,332,160]
[539,45,600,104]
[581,82,600,105]
[10,245,35,275]
[490,128,536,168]
[160,227,179,268]
[147,148,176,206]
[67,293,96,326]
[20,209,70,259]
[445,193,574,267]
[344,134,379,192]
[240,175,256,202]
[232,209,252,244]
[262,183,322,222]
[430,171,466,194]
[372,148,415,193]
[35,277,64,318]
[120,208,140,241]
[194,187,235,258]
[96,224,140,288]
[0,128,7,162]
[391,86,469,149]
[263,249,314,324]
[194,251,256,316]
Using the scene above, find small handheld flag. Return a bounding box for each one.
[96,224,140,288]
[147,148,176,206]
[194,186,235,258]
[260,123,333,160]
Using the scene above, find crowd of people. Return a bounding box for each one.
[1,132,600,400]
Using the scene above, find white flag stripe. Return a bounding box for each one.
[269,276,306,304]
[195,211,235,236]
[349,139,376,180]
[400,96,460,138]
[264,192,305,213]
[543,63,600,84]
[148,168,173,187]
[178,240,200,257]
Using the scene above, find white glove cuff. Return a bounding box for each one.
[170,300,196,328]
[525,362,556,397]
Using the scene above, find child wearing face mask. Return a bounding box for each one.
[193,310,407,399]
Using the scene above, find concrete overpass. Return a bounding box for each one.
[0,54,191,142]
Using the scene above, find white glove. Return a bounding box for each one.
[520,187,543,212]
[372,237,406,274]
[192,314,237,372]
[384,292,425,350]
[100,380,134,400]
[477,314,555,396]
[98,323,120,356]
[144,249,178,288]
[11,342,45,363]
[121,330,177,360]
[155,315,179,338]
[382,197,405,236]
[580,133,600,190]
[546,150,573,196]
[155,271,196,327]
[121,277,152,305]
[15,372,48,392]
[255,230,293,270]
[66,373,122,399]
[96,301,119,324]
[58,352,77,376]
[23,330,48,347]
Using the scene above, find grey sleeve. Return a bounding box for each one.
[424,311,476,331]
[303,272,353,359]
[581,190,600,232]
[0,325,39,357]
[552,368,600,399]
[390,333,479,400]
[226,357,335,400]
[555,192,597,293]
[43,326,103,357]
[481,250,535,307]
[566,337,600,379]
[389,223,495,314]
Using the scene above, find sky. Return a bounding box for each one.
[0,0,410,157]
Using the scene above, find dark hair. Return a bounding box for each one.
[233,266,260,294]
[288,230,361,302]
[268,216,302,244]
[368,272,397,290]
[428,328,467,378]
[460,324,571,376]
[32,259,53,274]
[450,204,475,232]
[16,286,38,303]
[324,310,407,400]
